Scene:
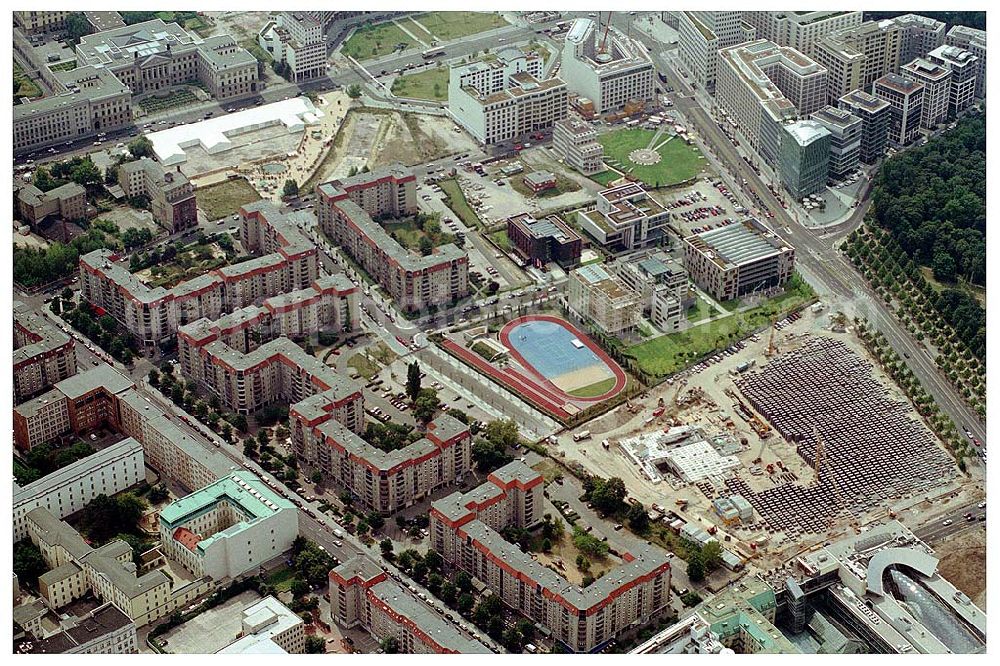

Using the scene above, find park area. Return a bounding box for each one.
[599,128,705,189]
[390,67,449,101]
[411,11,508,42]
[195,178,262,221]
[342,12,508,61]
[627,275,816,378]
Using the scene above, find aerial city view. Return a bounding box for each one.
[10,5,989,656]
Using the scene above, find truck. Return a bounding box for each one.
[601,439,610,450]
[573,430,592,442]
[333,529,343,539]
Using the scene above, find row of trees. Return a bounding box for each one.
[150,366,243,438]
[62,301,137,366]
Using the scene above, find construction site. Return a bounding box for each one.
[551,304,983,571]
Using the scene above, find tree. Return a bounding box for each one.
[627,501,650,533]
[290,579,310,597]
[418,235,434,256]
[406,361,422,401]
[148,369,160,387]
[65,12,94,44]
[14,540,47,587]
[423,549,443,572]
[257,429,271,448]
[456,571,473,593]
[366,511,385,532]
[148,485,169,503]
[457,593,475,614]
[305,636,326,653]
[128,136,154,159]
[701,541,723,572]
[380,636,400,654]
[347,83,363,99]
[413,388,441,423]
[687,551,705,583]
[487,280,500,295]
[310,470,322,484]
[440,581,457,605]
[282,179,299,197]
[379,538,394,555]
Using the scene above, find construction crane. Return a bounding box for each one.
[598,12,613,56]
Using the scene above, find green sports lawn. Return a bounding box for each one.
[567,377,618,399]
[599,128,705,188]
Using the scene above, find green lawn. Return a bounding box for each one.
[343,21,416,60]
[348,353,381,380]
[195,179,262,221]
[589,170,620,187]
[413,11,509,42]
[489,230,512,252]
[629,275,816,377]
[49,59,77,72]
[686,297,714,322]
[384,216,456,252]
[599,128,705,188]
[266,567,297,592]
[438,178,484,230]
[568,377,617,398]
[391,66,449,101]
[14,63,42,99]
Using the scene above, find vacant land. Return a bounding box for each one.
[348,353,381,380]
[600,128,704,188]
[414,11,509,41]
[438,178,484,230]
[628,275,816,377]
[936,528,986,610]
[343,21,415,60]
[390,66,449,101]
[196,179,262,221]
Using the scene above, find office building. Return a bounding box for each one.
[926,44,979,116]
[27,507,214,627]
[560,18,655,114]
[780,120,832,197]
[330,556,492,654]
[893,14,946,65]
[683,218,796,301]
[567,264,641,338]
[257,12,326,82]
[316,166,469,312]
[946,25,986,99]
[217,596,305,654]
[838,89,891,163]
[118,159,197,233]
[14,301,77,403]
[14,11,71,35]
[814,20,902,103]
[160,471,297,580]
[901,57,952,129]
[630,614,728,654]
[14,437,145,541]
[431,461,671,653]
[873,73,925,145]
[448,49,567,145]
[810,106,861,179]
[15,603,138,654]
[611,251,690,332]
[677,11,750,92]
[716,40,827,167]
[552,117,604,175]
[16,182,88,226]
[576,182,670,251]
[742,11,862,56]
[506,212,582,269]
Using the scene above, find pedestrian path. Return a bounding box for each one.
[393,18,430,48]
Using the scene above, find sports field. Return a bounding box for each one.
[599,128,705,188]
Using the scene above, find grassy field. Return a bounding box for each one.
[599,129,704,188]
[196,179,262,221]
[390,66,449,101]
[509,170,582,199]
[266,567,297,593]
[686,297,714,322]
[14,63,42,99]
[137,88,199,114]
[348,353,381,380]
[438,178,484,230]
[489,230,512,252]
[589,170,620,187]
[343,21,415,60]
[414,11,509,41]
[568,377,617,398]
[629,275,816,377]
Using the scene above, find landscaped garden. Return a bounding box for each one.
[599,128,705,188]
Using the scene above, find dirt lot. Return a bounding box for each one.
[935,528,986,610]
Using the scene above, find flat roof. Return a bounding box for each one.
[689,219,789,268]
[55,363,135,399]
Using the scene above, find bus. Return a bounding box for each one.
[422,47,445,59]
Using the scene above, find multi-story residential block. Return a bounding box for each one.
[16,603,138,654]
[838,89,891,163]
[14,10,71,35]
[611,251,690,333]
[14,437,145,541]
[330,556,492,654]
[117,158,197,233]
[258,12,327,82]
[560,18,654,114]
[946,25,986,99]
[16,182,88,226]
[27,507,214,627]
[780,120,832,198]
[14,301,77,403]
[814,20,902,103]
[901,57,953,129]
[217,596,306,654]
[431,461,672,653]
[568,264,641,338]
[892,14,946,65]
[316,166,469,312]
[448,48,567,145]
[576,182,670,251]
[677,11,750,92]
[810,106,862,179]
[873,73,926,145]
[926,44,979,117]
[14,66,133,155]
[716,40,827,167]
[506,212,582,269]
[159,471,297,581]
[683,218,796,301]
[552,117,604,175]
[742,11,862,56]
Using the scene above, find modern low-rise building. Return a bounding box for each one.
[522,170,557,193]
[810,106,862,179]
[567,264,641,338]
[838,89,891,163]
[552,117,604,175]
[900,57,952,129]
[448,48,567,145]
[117,158,197,233]
[925,44,979,117]
[576,182,670,251]
[872,73,925,145]
[257,12,326,82]
[16,182,88,226]
[431,461,671,653]
[780,120,832,198]
[611,251,690,332]
[683,218,796,301]
[945,25,986,99]
[506,212,582,269]
[14,301,77,403]
[217,596,305,654]
[560,18,654,114]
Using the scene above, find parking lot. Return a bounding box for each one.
[160,590,262,654]
[656,176,748,237]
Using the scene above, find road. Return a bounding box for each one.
[912,500,987,544]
